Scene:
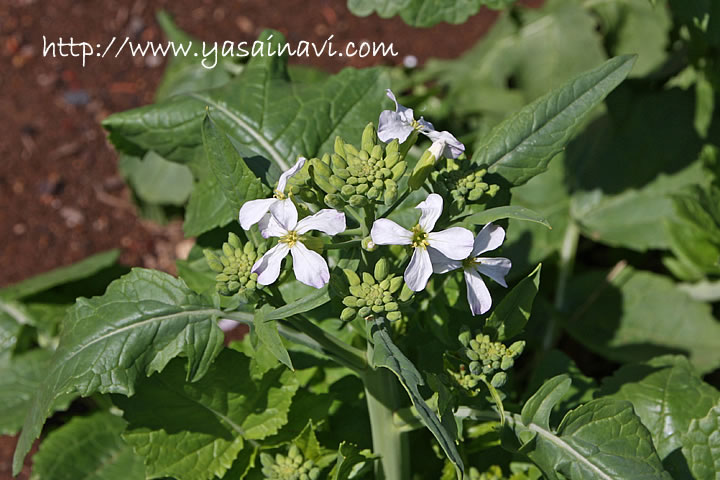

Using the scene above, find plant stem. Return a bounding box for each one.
[379,188,411,219]
[363,342,411,480]
[542,220,580,351]
[336,227,363,236]
[326,239,361,249]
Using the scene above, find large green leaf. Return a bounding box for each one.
[103,30,389,235]
[0,350,74,436]
[566,88,708,251]
[347,0,515,28]
[563,267,720,373]
[370,317,464,477]
[506,375,671,480]
[599,355,720,477]
[0,249,120,301]
[115,350,299,480]
[119,151,194,206]
[484,264,541,341]
[30,412,145,480]
[682,401,720,480]
[201,114,269,216]
[254,305,293,371]
[471,55,635,186]
[12,268,225,475]
[464,206,550,229]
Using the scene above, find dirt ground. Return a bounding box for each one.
[0,0,540,478]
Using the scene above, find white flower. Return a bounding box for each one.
[431,223,511,316]
[251,200,345,288]
[238,156,306,230]
[370,193,474,292]
[377,89,465,159]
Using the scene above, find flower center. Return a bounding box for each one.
[273,190,286,200]
[411,119,422,130]
[280,230,299,247]
[411,224,429,249]
[462,257,481,269]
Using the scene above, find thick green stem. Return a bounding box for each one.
[542,220,580,351]
[363,342,411,480]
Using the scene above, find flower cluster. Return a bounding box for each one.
[204,233,264,297]
[312,124,407,209]
[260,445,320,480]
[452,329,525,391]
[340,259,412,322]
[431,162,500,215]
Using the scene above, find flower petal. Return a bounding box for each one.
[428,227,474,261]
[290,242,330,288]
[257,212,287,239]
[296,209,346,235]
[252,243,290,286]
[464,268,492,316]
[425,130,465,159]
[238,198,277,230]
[276,156,306,193]
[269,198,298,231]
[404,247,433,292]
[417,117,435,133]
[476,257,512,288]
[471,223,506,256]
[371,219,412,245]
[416,193,444,232]
[429,248,462,274]
[218,319,238,332]
[378,110,414,143]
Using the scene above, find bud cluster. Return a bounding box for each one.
[340,258,412,322]
[312,123,407,209]
[452,330,525,391]
[432,162,500,214]
[204,232,265,297]
[260,445,320,480]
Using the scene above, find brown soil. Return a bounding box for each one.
[0,0,540,478]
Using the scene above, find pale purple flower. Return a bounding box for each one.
[370,193,474,292]
[238,156,306,230]
[377,89,464,159]
[431,223,511,315]
[251,200,345,288]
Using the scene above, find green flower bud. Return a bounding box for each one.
[222,242,234,258]
[391,161,407,181]
[362,272,375,285]
[384,151,400,169]
[344,143,359,157]
[491,372,507,388]
[508,340,525,356]
[362,236,377,252]
[362,123,377,152]
[374,259,389,282]
[371,144,383,160]
[314,173,337,194]
[384,302,398,311]
[344,268,361,286]
[331,153,347,170]
[341,184,356,197]
[409,149,436,190]
[341,307,356,322]
[355,183,370,195]
[204,250,224,273]
[329,175,345,190]
[311,157,332,178]
[334,136,346,159]
[399,284,414,302]
[228,232,242,249]
[349,195,368,207]
[500,356,514,370]
[387,311,402,321]
[324,193,344,209]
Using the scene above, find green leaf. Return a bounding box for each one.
[508,375,671,480]
[0,350,74,436]
[464,206,550,229]
[520,374,571,430]
[0,301,27,358]
[471,55,636,186]
[254,305,293,371]
[330,442,377,480]
[347,0,516,28]
[484,264,541,341]
[12,268,225,475]
[564,267,720,373]
[265,286,331,321]
[0,249,120,301]
[115,350,299,480]
[370,317,464,477]
[201,114,269,215]
[682,401,720,480]
[103,30,390,235]
[120,151,194,206]
[599,355,720,463]
[566,88,708,251]
[30,412,145,480]
[154,11,232,100]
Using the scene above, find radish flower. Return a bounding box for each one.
[238,156,306,230]
[377,89,464,159]
[370,193,474,292]
[252,200,345,288]
[431,223,511,315]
